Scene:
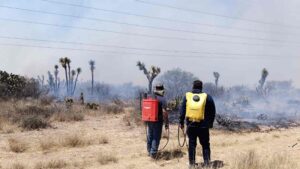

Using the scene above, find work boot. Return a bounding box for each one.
[203,149,211,167]
[188,148,196,168]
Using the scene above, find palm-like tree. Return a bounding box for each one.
[72,67,82,95]
[137,61,161,94]
[213,72,220,88]
[259,68,269,90]
[54,65,59,94]
[71,69,76,92]
[89,60,95,95]
[59,58,68,94]
[65,57,71,94]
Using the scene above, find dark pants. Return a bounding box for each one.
[187,127,210,165]
[147,121,163,155]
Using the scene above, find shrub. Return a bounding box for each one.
[34,160,67,169]
[51,111,84,122]
[99,136,109,144]
[0,70,41,99]
[98,153,118,165]
[60,134,88,148]
[21,116,50,130]
[8,138,28,153]
[101,104,124,114]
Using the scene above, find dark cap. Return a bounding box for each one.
[193,80,203,90]
[155,83,164,91]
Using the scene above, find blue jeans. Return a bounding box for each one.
[147,121,163,155]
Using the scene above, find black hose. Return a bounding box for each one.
[158,127,170,151]
[178,125,187,148]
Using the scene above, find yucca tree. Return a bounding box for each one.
[72,67,82,95]
[65,57,71,94]
[71,69,76,92]
[213,72,220,88]
[89,60,95,95]
[59,58,68,94]
[259,68,269,90]
[136,61,161,94]
[54,65,59,94]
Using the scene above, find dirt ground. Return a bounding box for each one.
[0,112,299,169]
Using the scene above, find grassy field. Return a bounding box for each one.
[0,101,299,169]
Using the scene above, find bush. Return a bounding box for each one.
[0,70,41,99]
[21,116,50,130]
[8,138,28,153]
[98,153,118,165]
[101,104,124,114]
[51,111,84,122]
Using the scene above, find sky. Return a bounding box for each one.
[0,0,299,88]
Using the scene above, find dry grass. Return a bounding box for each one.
[8,138,28,153]
[34,159,67,169]
[60,134,89,148]
[21,116,50,130]
[51,111,84,122]
[98,153,118,165]
[156,148,185,161]
[98,135,109,144]
[10,163,26,169]
[39,139,58,151]
[233,150,297,169]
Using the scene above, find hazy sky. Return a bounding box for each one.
[0,0,299,88]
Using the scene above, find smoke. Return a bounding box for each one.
[214,80,300,125]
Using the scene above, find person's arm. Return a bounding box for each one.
[179,96,187,128]
[206,95,216,128]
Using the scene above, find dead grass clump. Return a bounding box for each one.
[99,135,109,144]
[35,160,67,169]
[21,116,50,130]
[39,96,55,106]
[51,111,84,122]
[60,134,88,148]
[234,150,259,169]
[8,138,28,153]
[98,153,118,165]
[156,148,185,160]
[101,104,124,114]
[233,150,297,169]
[39,139,58,151]
[10,163,26,169]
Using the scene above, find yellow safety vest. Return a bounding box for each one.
[185,92,207,122]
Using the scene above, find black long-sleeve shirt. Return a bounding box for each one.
[179,89,216,128]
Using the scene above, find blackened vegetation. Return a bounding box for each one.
[0,70,41,99]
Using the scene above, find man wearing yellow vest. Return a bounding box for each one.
[179,80,216,168]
